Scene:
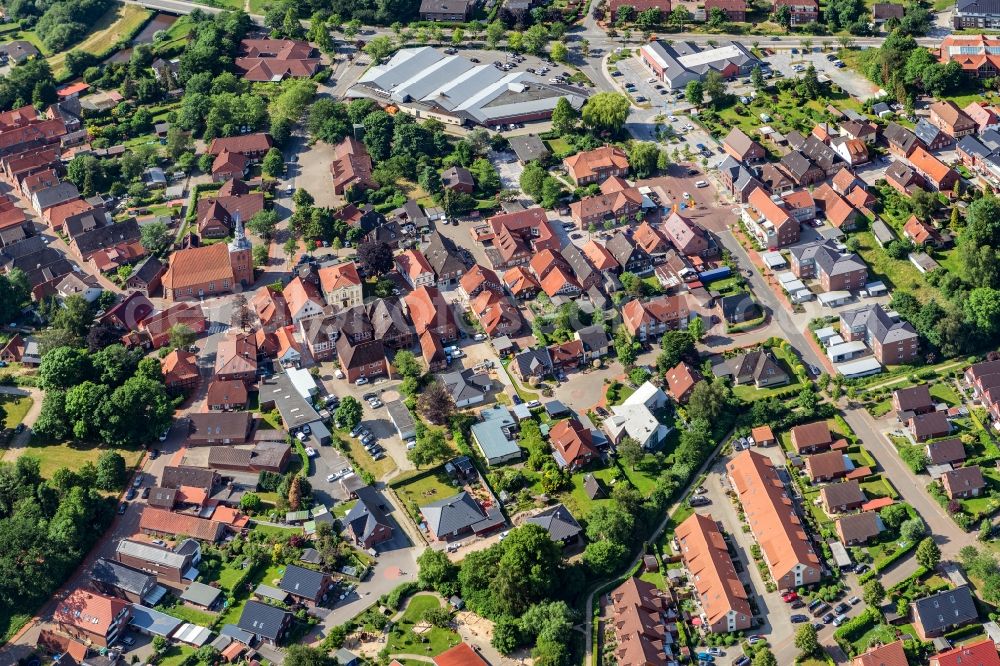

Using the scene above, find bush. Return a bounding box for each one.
[385,582,419,610]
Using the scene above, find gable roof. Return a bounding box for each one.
[524,503,583,542]
[421,491,489,538]
[564,145,629,181]
[675,512,751,627]
[345,485,393,544]
[853,641,908,666]
[279,564,328,599]
[930,639,1000,666]
[820,479,866,507]
[549,417,599,468]
[836,511,880,545]
[237,599,290,640]
[318,261,361,294]
[140,506,226,541]
[927,438,966,465]
[912,586,977,634]
[54,589,129,637]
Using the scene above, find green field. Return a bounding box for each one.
[393,468,463,523]
[0,394,31,429]
[853,231,943,304]
[23,437,143,479]
[385,594,462,657]
[47,5,153,76]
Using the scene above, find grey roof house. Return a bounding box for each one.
[440,368,493,408]
[714,349,789,388]
[420,491,503,540]
[89,557,158,604]
[279,564,333,605]
[524,504,583,545]
[912,586,978,639]
[345,486,394,549]
[511,347,553,381]
[237,599,292,645]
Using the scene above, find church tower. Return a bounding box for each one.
[228,214,253,288]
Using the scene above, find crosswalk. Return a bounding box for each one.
[206,322,230,336]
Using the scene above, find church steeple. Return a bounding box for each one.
[229,213,251,253]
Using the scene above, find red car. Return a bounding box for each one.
[782,591,798,603]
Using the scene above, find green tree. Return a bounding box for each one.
[669,5,692,27]
[751,64,765,91]
[240,492,262,512]
[880,503,908,530]
[618,436,644,470]
[794,624,819,657]
[551,41,569,63]
[753,649,778,666]
[284,645,336,666]
[916,537,941,570]
[687,316,705,341]
[491,617,521,653]
[364,36,396,62]
[168,324,196,351]
[39,347,90,391]
[580,92,631,133]
[687,378,730,423]
[393,350,423,379]
[703,70,727,107]
[486,20,505,49]
[582,540,628,577]
[614,325,640,367]
[262,147,284,177]
[585,502,634,543]
[408,428,452,467]
[417,380,455,425]
[247,210,279,240]
[863,579,885,608]
[965,287,1000,335]
[140,221,171,256]
[628,141,659,178]
[53,295,92,340]
[685,79,704,106]
[550,97,578,135]
[417,547,459,595]
[900,517,926,543]
[95,451,127,491]
[336,397,363,430]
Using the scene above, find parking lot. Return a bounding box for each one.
[762,49,881,101]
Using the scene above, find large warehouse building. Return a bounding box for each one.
[639,40,759,90]
[348,47,588,128]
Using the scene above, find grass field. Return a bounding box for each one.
[853,231,943,304]
[23,438,144,478]
[47,5,153,75]
[0,394,31,429]
[152,16,195,56]
[386,594,462,657]
[394,468,462,523]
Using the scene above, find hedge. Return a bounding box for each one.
[833,607,879,653]
[858,539,918,585]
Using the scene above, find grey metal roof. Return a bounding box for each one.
[279,564,328,599]
[421,491,489,538]
[181,581,222,607]
[220,623,256,644]
[90,558,157,597]
[162,466,218,490]
[871,219,896,245]
[471,409,520,463]
[524,503,582,542]
[841,303,917,345]
[884,122,920,152]
[956,0,1000,14]
[508,134,549,163]
[345,485,393,543]
[440,368,491,403]
[385,399,416,437]
[982,128,1000,151]
[238,600,290,640]
[912,586,977,634]
[254,583,290,603]
[116,539,188,569]
[130,604,183,637]
[780,150,814,179]
[914,119,944,146]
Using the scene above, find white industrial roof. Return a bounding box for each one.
[677,44,746,68]
[776,271,798,284]
[818,290,851,305]
[827,341,867,359]
[836,357,883,377]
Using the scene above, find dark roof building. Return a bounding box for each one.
[237,600,292,644]
[345,486,394,549]
[421,491,501,540]
[278,564,332,604]
[89,558,158,603]
[912,586,978,639]
[524,504,583,544]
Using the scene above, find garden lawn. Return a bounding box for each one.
[23,438,143,479]
[160,601,216,627]
[498,359,539,401]
[386,594,462,657]
[860,475,898,500]
[929,382,961,406]
[705,89,863,141]
[0,394,31,429]
[157,645,196,666]
[0,610,30,645]
[852,231,942,304]
[47,5,153,76]
[393,468,462,523]
[215,561,287,628]
[545,137,573,156]
[152,16,194,55]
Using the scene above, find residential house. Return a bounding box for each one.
[283,276,325,323]
[805,450,848,482]
[606,231,651,274]
[820,480,866,513]
[549,418,600,470]
[470,405,520,465]
[760,163,795,194]
[395,249,436,290]
[872,2,905,21]
[915,119,952,152]
[460,264,504,300]
[608,577,676,666]
[125,256,166,296]
[621,294,690,341]
[442,166,474,193]
[742,187,800,249]
[235,38,320,81]
[115,539,199,585]
[345,486,394,549]
[840,304,919,365]
[420,330,448,372]
[802,135,841,175]
[336,336,387,383]
[561,243,602,290]
[252,285,290,333]
[812,184,859,231]
[790,421,834,454]
[773,0,819,24]
[524,504,583,546]
[330,136,375,195]
[884,122,922,158]
[419,0,474,20]
[89,558,158,604]
[722,127,766,163]
[405,285,458,341]
[367,297,415,350]
[54,590,131,648]
[502,266,540,300]
[563,145,630,185]
[927,438,966,466]
[318,261,363,311]
[215,332,257,385]
[666,361,700,403]
[790,239,867,292]
[930,100,977,138]
[943,466,986,500]
[469,290,522,337]
[964,102,1000,133]
[885,161,926,196]
[575,325,610,362]
[139,507,226,542]
[568,178,644,229]
[779,150,824,186]
[839,119,878,144]
[929,640,1000,666]
[279,564,334,606]
[831,137,869,166]
[908,411,951,442]
[715,349,789,388]
[662,211,713,257]
[424,231,467,284]
[482,207,559,271]
[161,349,200,392]
[510,347,553,382]
[720,293,760,325]
[727,450,821,587]
[910,146,960,193]
[892,384,934,417]
[675,513,752,633]
[196,179,264,238]
[188,411,252,445]
[911,586,978,640]
[206,379,249,411]
[719,156,764,203]
[782,190,816,223]
[237,600,292,646]
[835,511,880,546]
[903,215,943,248]
[420,491,496,541]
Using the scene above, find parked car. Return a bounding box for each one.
[822,612,835,624]
[688,496,711,507]
[695,654,714,663]
[812,603,831,618]
[141,487,150,499]
[848,596,861,605]
[854,563,871,575]
[734,657,750,666]
[790,615,808,623]
[808,599,825,612]
[782,591,798,602]
[706,648,724,657]
[327,474,337,482]
[790,599,805,609]
[355,377,369,385]
[834,602,850,614]
[833,614,848,626]
[118,503,128,514]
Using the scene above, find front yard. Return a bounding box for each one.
[0,394,31,429]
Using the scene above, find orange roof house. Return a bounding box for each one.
[161,242,247,302]
[54,589,131,648]
[433,643,488,666]
[909,146,959,193]
[139,506,226,541]
[852,641,908,666]
[563,145,630,185]
[930,639,1000,666]
[330,136,375,195]
[665,361,700,403]
[215,331,258,383]
[460,264,503,299]
[502,266,540,300]
[405,285,458,340]
[395,249,435,289]
[609,577,672,666]
[581,239,619,271]
[282,276,325,322]
[206,379,249,411]
[235,38,320,81]
[161,349,200,391]
[621,294,690,341]
[317,260,362,309]
[727,450,821,588]
[675,513,752,633]
[903,215,938,246]
[751,425,775,446]
[549,418,600,470]
[252,285,290,333]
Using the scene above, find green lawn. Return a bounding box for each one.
[159,599,217,626]
[153,15,195,55]
[860,475,898,500]
[334,499,357,518]
[853,231,943,304]
[158,645,196,666]
[929,382,961,406]
[339,432,398,481]
[498,359,539,401]
[23,438,143,479]
[0,394,31,429]
[704,88,862,142]
[215,561,287,628]
[393,468,463,524]
[385,594,462,657]
[545,137,573,157]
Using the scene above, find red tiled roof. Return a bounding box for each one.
[162,243,235,291]
[564,145,629,182]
